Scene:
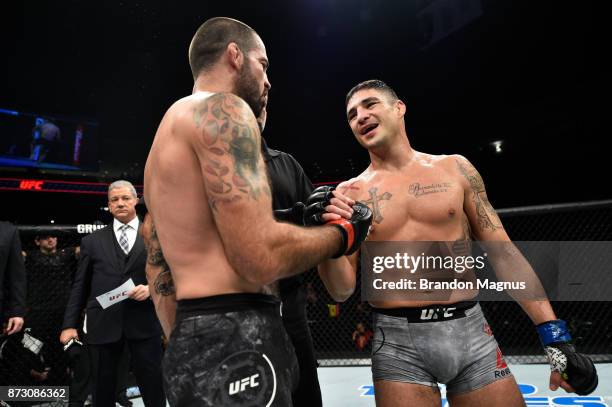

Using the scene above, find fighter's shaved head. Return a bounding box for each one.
[189,17,259,79]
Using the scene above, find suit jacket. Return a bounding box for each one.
[0,221,27,321]
[62,223,161,344]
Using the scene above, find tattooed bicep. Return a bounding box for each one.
[454,156,503,233]
[193,93,270,211]
[454,156,485,192]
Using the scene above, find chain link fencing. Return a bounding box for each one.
[305,200,612,366]
[1,200,610,403]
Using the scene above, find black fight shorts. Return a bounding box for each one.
[163,293,299,407]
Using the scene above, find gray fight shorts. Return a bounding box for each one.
[371,302,513,395]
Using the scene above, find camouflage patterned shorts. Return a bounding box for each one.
[163,293,299,406]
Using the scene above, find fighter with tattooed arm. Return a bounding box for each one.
[313,80,597,407]
[142,18,371,406]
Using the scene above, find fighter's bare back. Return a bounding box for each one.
[144,92,267,300]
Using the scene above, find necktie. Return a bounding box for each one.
[119,224,130,254]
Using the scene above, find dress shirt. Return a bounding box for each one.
[113,216,139,253]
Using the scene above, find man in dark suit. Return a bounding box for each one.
[60,180,165,407]
[0,221,26,336]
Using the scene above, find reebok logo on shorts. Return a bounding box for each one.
[494,346,511,378]
[496,346,508,369]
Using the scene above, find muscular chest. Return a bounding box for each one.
[352,171,465,237]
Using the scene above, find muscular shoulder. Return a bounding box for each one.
[424,153,473,175]
[413,151,459,167]
[431,154,486,193]
[192,91,255,119]
[162,92,258,145]
[444,153,472,166]
[336,172,370,200]
[428,153,474,167]
[191,92,258,140]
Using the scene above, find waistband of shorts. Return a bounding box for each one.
[372,301,478,322]
[176,293,280,318]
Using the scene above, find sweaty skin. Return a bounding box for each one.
[318,86,573,402]
[141,106,274,337]
[144,90,342,304]
[323,87,553,315]
[337,152,484,308]
[142,35,355,337]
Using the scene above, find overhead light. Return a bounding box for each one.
[490,140,503,154]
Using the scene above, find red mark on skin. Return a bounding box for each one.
[338,180,361,194]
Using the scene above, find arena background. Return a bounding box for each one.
[1,0,610,405]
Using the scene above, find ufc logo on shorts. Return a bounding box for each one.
[228,374,260,395]
[420,307,456,320]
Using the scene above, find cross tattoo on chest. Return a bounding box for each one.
[363,187,392,224]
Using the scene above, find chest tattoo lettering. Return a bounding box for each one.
[408,182,452,198]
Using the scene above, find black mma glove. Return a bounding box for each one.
[303,186,373,258]
[303,186,336,226]
[537,319,598,395]
[273,202,306,225]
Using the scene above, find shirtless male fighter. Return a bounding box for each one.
[313,80,597,406]
[141,102,337,407]
[142,18,371,406]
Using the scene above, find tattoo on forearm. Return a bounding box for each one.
[144,220,175,296]
[363,187,392,224]
[456,159,503,232]
[409,182,452,198]
[153,269,175,297]
[194,93,270,211]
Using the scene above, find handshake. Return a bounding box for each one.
[273,186,372,258]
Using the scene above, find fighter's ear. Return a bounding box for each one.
[226,42,243,70]
[395,99,406,117]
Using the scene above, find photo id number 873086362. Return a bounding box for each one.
[0,386,69,401]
